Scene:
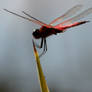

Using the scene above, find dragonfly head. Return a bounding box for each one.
[32,29,41,39]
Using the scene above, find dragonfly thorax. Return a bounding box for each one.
[32,29,41,39]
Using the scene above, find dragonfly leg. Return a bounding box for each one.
[33,38,43,49]
[44,38,47,52]
[40,38,44,48]
[39,38,47,57]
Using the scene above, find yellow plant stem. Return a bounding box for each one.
[32,40,49,92]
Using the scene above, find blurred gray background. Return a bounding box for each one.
[0,0,92,92]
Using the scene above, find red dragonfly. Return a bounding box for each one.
[4,5,92,57]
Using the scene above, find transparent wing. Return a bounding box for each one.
[4,9,51,28]
[22,11,52,28]
[55,8,92,28]
[49,4,83,25]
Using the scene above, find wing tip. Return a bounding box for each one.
[75,4,83,8]
[3,8,7,11]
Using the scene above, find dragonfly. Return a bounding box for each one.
[4,5,92,57]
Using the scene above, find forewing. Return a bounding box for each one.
[4,9,51,28]
[22,11,52,28]
[55,8,92,28]
[49,4,83,25]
